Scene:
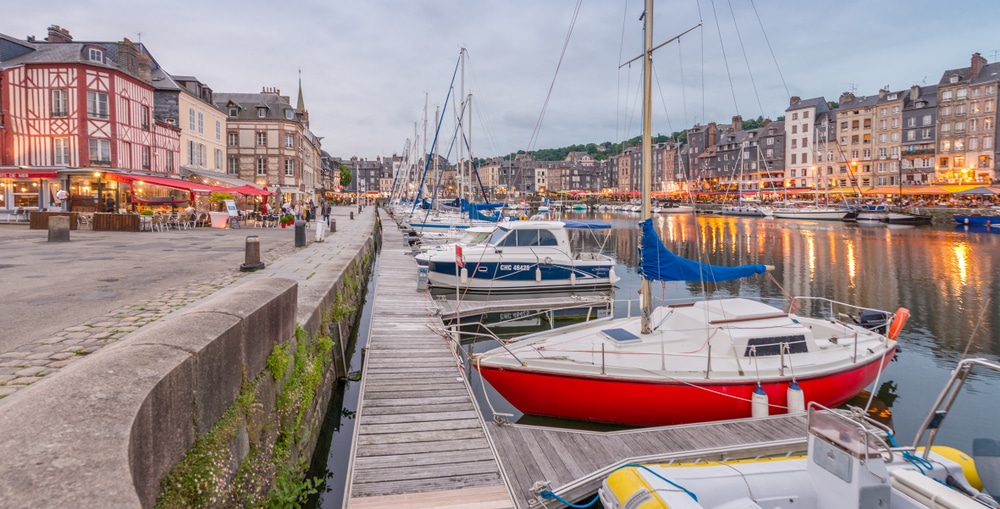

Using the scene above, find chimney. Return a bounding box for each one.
[789,96,801,107]
[136,55,152,83]
[910,84,920,101]
[878,88,887,98]
[972,52,987,79]
[839,92,855,105]
[46,25,73,43]
[732,115,743,131]
[762,118,771,127]
[706,122,718,147]
[118,38,138,75]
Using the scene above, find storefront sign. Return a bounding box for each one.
[0,171,58,179]
[225,199,239,217]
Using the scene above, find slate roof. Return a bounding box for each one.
[0,31,163,85]
[837,94,880,112]
[214,92,296,121]
[939,61,1000,86]
[786,96,829,114]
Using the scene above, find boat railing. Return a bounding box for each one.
[911,357,1000,456]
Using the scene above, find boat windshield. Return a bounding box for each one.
[486,228,511,246]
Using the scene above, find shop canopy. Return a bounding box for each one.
[229,185,274,196]
[105,173,230,193]
[863,185,952,196]
[953,186,998,196]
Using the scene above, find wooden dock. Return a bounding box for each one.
[344,221,513,509]
[345,214,811,508]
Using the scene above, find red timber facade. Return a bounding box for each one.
[0,26,180,213]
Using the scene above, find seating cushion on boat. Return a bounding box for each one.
[891,469,984,509]
[974,438,1000,500]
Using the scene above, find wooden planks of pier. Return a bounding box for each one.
[347,212,811,508]
[345,218,513,508]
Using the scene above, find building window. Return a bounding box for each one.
[802,124,808,132]
[216,120,221,140]
[88,47,103,62]
[941,140,951,152]
[922,128,933,139]
[51,89,68,117]
[256,132,267,145]
[257,108,267,118]
[141,105,150,130]
[214,148,223,170]
[197,112,204,133]
[256,157,267,175]
[986,137,994,150]
[285,134,294,148]
[942,123,951,133]
[955,139,965,151]
[791,154,797,164]
[907,118,916,127]
[165,151,174,172]
[906,131,916,141]
[89,138,111,165]
[792,125,797,134]
[792,113,798,120]
[957,88,968,100]
[53,137,70,166]
[285,109,294,120]
[880,107,888,116]
[229,107,238,117]
[228,132,238,146]
[766,137,774,145]
[970,138,979,151]
[142,146,150,170]
[87,91,109,119]
[942,90,954,101]
[187,108,194,130]
[803,110,809,119]
[285,159,295,176]
[228,156,239,175]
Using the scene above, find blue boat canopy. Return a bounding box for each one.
[639,218,767,283]
[563,220,612,230]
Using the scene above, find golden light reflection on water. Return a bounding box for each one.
[953,242,970,286]
[845,240,857,288]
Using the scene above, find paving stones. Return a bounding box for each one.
[0,244,298,399]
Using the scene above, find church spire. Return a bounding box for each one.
[296,68,309,128]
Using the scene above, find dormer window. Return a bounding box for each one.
[88,47,103,62]
[257,108,267,118]
[950,75,960,84]
[228,107,238,117]
[285,109,294,120]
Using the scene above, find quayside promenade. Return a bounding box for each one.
[0,208,366,398]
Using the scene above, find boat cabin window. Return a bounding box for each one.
[743,335,807,357]
[493,229,558,247]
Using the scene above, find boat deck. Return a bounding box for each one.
[345,214,810,508]
[432,294,610,323]
[488,414,808,508]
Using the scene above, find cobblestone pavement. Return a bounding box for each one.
[0,248,292,399]
[0,206,364,399]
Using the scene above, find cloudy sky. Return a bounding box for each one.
[4,1,998,160]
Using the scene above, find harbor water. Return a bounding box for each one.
[310,211,1000,507]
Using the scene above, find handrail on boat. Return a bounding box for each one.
[911,357,1000,457]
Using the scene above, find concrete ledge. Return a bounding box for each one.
[0,278,297,509]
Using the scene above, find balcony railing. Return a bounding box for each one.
[90,159,111,167]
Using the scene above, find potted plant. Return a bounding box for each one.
[139,209,154,216]
[208,192,235,228]
[280,213,295,228]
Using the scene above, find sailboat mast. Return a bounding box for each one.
[640,0,653,334]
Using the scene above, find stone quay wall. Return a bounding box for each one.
[0,215,381,508]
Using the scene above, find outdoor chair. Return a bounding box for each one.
[5,207,26,223]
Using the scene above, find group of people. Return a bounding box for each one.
[277,200,334,228]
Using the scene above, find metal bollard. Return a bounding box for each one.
[294,220,307,247]
[47,215,70,242]
[330,218,336,232]
[350,211,354,220]
[240,235,265,271]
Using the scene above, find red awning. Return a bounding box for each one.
[229,185,274,196]
[105,173,230,193]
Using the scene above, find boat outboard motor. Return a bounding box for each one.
[857,309,891,335]
[974,438,1000,503]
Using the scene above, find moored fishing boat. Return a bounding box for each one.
[423,220,618,293]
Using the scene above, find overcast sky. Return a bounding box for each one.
[4,1,998,161]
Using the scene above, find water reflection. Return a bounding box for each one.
[491,211,1000,449]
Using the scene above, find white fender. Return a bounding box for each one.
[460,267,468,284]
[570,272,577,286]
[751,386,769,418]
[535,267,542,282]
[786,381,805,414]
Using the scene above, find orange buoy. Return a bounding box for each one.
[887,307,910,340]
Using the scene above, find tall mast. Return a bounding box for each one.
[640,0,653,334]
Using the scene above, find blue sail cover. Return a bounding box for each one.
[639,218,767,283]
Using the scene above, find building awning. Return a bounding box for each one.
[104,173,230,193]
[182,167,266,189]
[0,169,59,179]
